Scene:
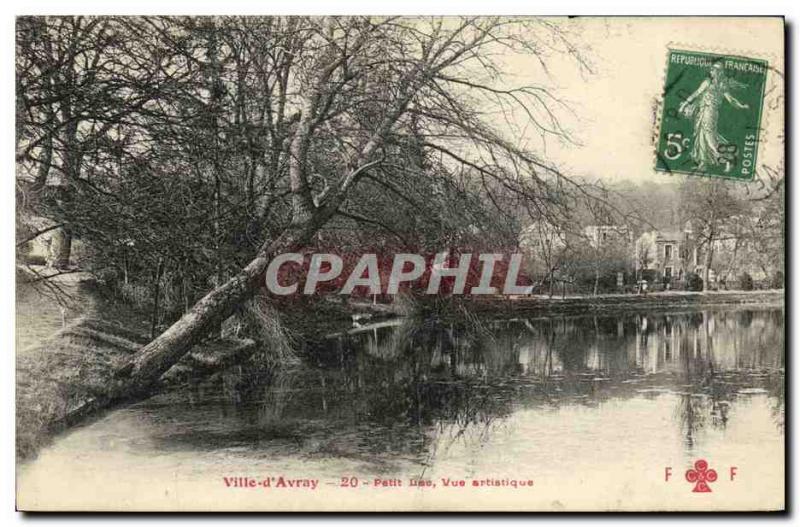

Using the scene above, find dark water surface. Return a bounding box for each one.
[18,307,784,510]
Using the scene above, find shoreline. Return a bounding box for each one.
[322,289,787,330]
[342,289,785,319]
[458,289,785,317]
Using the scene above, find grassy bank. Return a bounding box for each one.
[16,278,149,459]
[16,278,256,460]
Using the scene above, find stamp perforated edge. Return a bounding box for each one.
[652,42,782,181]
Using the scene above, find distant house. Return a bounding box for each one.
[635,226,716,284]
[636,228,688,283]
[583,225,631,248]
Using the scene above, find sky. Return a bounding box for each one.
[498,17,785,185]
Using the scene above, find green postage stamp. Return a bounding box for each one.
[655,49,768,180]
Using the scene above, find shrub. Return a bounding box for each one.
[738,272,754,291]
[597,272,620,293]
[641,269,659,283]
[770,271,784,289]
[686,272,704,291]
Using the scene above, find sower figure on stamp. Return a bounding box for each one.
[678,62,749,171]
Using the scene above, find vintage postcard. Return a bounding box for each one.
[15,16,785,512]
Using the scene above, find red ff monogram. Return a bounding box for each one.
[685,459,718,492]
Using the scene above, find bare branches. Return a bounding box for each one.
[17,15,612,320]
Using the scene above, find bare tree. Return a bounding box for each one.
[680,179,747,290]
[18,16,593,394]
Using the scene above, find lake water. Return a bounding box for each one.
[17,307,785,511]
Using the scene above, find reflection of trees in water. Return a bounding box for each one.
[185,308,783,459]
[669,310,787,449]
[318,308,779,436]
[679,312,727,447]
[633,310,784,374]
[677,394,707,450]
[257,368,300,426]
[319,317,517,427]
[212,365,300,429]
[770,375,785,433]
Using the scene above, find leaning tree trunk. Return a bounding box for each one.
[117,218,322,395]
[117,31,406,396]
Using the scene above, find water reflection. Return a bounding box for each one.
[17,307,785,510]
[140,308,783,464]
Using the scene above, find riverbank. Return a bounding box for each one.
[329,289,785,323]
[251,290,787,340]
[422,289,786,318]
